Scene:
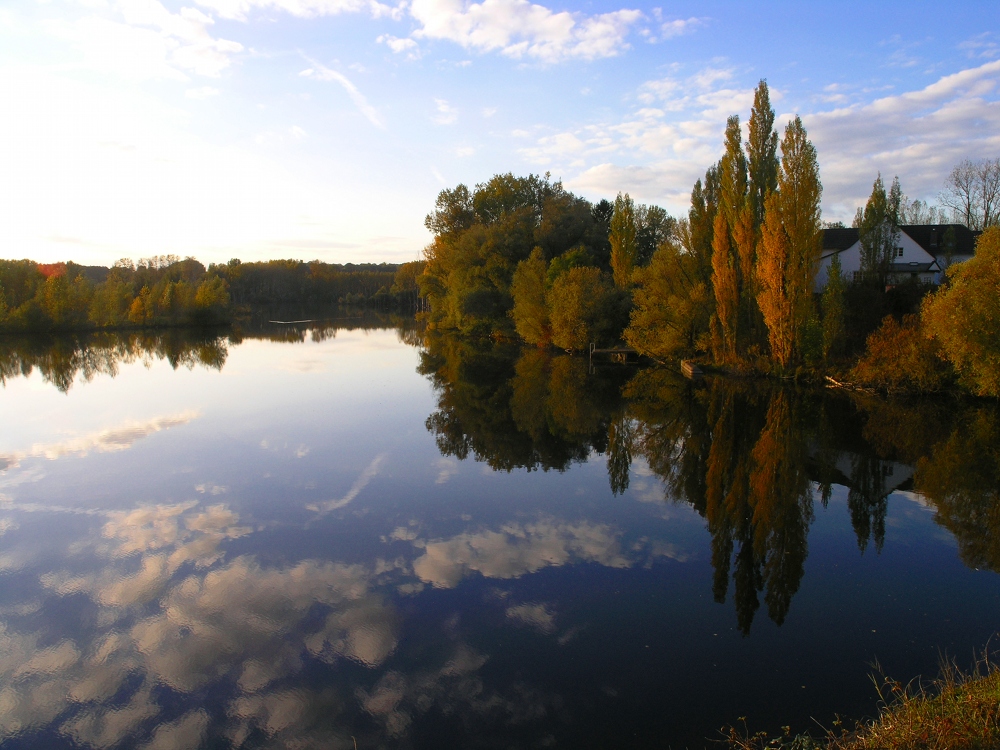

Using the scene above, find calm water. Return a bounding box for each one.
[1,322,998,749]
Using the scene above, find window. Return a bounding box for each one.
[896,247,904,257]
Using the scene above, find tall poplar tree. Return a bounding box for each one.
[687,166,720,285]
[746,80,779,231]
[711,211,740,361]
[710,117,750,361]
[610,193,638,288]
[756,116,823,369]
[718,116,749,231]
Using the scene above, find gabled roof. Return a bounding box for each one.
[898,224,980,258]
[822,227,859,252]
[820,224,982,260]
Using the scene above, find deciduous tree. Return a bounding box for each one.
[609,193,638,288]
[756,116,822,369]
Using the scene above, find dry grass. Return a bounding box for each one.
[726,656,1000,750]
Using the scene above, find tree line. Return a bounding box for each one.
[418,80,1000,396]
[0,256,428,332]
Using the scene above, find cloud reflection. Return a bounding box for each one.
[307,453,387,514]
[411,517,630,588]
[0,411,199,473]
[0,501,402,749]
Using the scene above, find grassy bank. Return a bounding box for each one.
[728,659,1000,750]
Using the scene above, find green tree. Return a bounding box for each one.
[510,248,550,345]
[855,174,899,285]
[711,211,740,363]
[420,174,609,336]
[746,79,779,231]
[548,267,616,350]
[625,239,712,360]
[822,253,846,360]
[609,193,638,288]
[635,204,673,267]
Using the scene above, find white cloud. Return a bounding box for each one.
[49,0,243,81]
[377,33,421,58]
[185,85,219,99]
[433,97,458,124]
[408,0,644,63]
[521,60,1000,222]
[959,33,999,60]
[804,58,1000,221]
[299,60,386,130]
[434,457,459,484]
[660,17,702,38]
[194,0,403,21]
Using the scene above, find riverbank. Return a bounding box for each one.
[729,659,1000,750]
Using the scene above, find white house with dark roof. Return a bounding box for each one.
[815,224,980,290]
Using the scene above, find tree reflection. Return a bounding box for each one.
[0,331,230,392]
[915,407,1000,572]
[418,335,1000,633]
[0,315,424,393]
[419,333,628,472]
[627,377,818,633]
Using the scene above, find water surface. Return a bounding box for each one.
[1,323,998,749]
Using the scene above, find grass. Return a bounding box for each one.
[725,655,1000,750]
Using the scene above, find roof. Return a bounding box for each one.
[898,224,980,258]
[820,224,982,260]
[822,227,859,252]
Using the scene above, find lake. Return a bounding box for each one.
[1,320,998,749]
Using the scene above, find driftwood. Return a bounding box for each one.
[680,360,703,379]
[825,375,876,394]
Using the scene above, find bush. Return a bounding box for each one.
[849,314,952,393]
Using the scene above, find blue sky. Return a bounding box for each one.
[1,0,998,265]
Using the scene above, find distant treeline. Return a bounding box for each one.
[0,256,426,332]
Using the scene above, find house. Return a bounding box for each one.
[815,224,980,290]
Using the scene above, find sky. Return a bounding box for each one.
[1,0,999,266]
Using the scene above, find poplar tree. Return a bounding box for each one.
[756,116,823,369]
[718,116,748,231]
[687,166,720,285]
[855,174,898,285]
[610,193,638,288]
[747,80,779,231]
[711,211,740,361]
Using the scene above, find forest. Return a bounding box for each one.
[0,256,426,332]
[418,81,1000,397]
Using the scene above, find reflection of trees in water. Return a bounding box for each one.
[915,408,1000,573]
[846,454,889,553]
[414,334,1000,632]
[419,334,629,472]
[0,331,230,392]
[628,377,812,634]
[0,315,424,393]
